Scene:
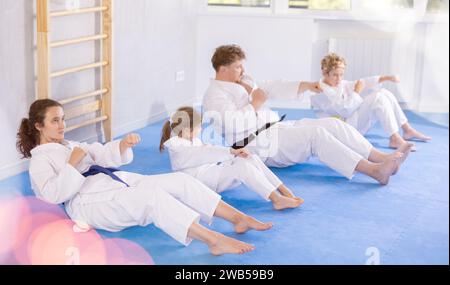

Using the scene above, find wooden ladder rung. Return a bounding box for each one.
[51,61,108,78]
[50,6,108,17]
[66,116,108,133]
[37,0,113,141]
[51,34,108,48]
[60,89,108,105]
[65,100,101,121]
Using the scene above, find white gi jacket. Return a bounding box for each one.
[202,77,301,146]
[201,75,375,179]
[163,136,234,190]
[310,76,381,126]
[29,140,133,225]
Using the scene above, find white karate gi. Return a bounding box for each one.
[163,136,282,201]
[202,77,374,179]
[29,140,221,246]
[311,76,408,136]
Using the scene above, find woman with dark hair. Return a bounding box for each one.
[17,99,273,256]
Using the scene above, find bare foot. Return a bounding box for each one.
[391,152,403,177]
[389,135,407,149]
[273,195,304,211]
[372,157,400,185]
[278,185,296,198]
[388,143,413,175]
[209,233,255,256]
[394,142,414,174]
[403,129,432,142]
[234,215,273,234]
[390,136,416,152]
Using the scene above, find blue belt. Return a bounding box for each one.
[82,165,130,187]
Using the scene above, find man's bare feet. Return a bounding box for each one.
[272,195,304,211]
[209,233,255,256]
[372,156,400,185]
[403,129,432,142]
[234,215,273,234]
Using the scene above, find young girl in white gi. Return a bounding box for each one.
[160,107,304,211]
[311,53,431,150]
[17,99,274,256]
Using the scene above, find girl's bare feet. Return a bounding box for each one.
[187,222,255,256]
[208,233,255,256]
[273,196,304,211]
[234,215,273,234]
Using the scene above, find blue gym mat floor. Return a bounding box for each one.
[1,109,448,265]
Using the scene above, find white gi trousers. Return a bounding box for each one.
[347,88,409,136]
[69,172,221,246]
[257,117,373,179]
[189,155,282,201]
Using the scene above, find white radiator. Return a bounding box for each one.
[328,38,418,104]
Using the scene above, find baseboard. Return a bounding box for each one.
[0,159,29,182]
[417,104,449,114]
[268,100,450,114]
[268,99,311,110]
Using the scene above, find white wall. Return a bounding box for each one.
[1,1,448,180]
[111,0,200,136]
[195,13,449,113]
[312,20,426,107]
[418,22,449,113]
[196,14,315,108]
[0,0,201,180]
[0,0,35,179]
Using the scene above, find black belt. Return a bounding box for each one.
[232,114,286,149]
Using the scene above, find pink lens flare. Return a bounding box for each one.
[0,196,32,258]
[0,196,68,264]
[27,219,107,265]
[13,212,67,265]
[1,196,154,265]
[102,238,155,265]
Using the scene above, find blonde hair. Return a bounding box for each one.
[159,106,202,152]
[321,53,346,74]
